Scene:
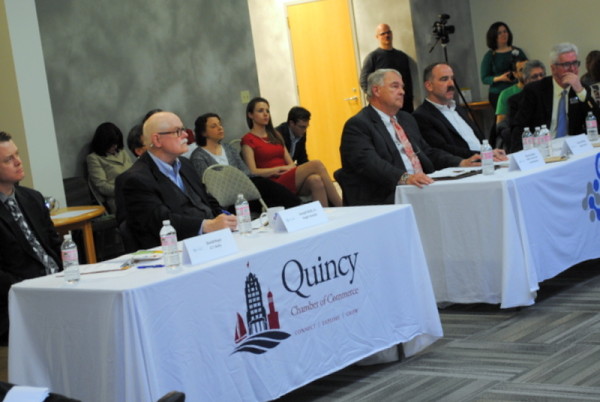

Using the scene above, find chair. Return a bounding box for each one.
[63,177,124,261]
[202,165,268,213]
[333,168,349,206]
[228,138,242,154]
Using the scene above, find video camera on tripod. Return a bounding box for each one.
[432,14,455,45]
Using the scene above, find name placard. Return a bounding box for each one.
[182,228,238,266]
[276,201,328,233]
[562,133,593,155]
[509,148,546,171]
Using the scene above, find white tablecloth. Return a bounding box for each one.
[396,150,600,308]
[9,205,442,402]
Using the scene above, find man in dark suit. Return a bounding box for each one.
[117,111,237,249]
[414,63,507,160]
[360,24,414,112]
[275,106,310,165]
[0,131,62,337]
[509,42,600,153]
[339,69,476,206]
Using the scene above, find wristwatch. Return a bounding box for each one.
[399,172,411,185]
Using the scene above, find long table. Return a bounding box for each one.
[9,205,442,402]
[396,149,600,308]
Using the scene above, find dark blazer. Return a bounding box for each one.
[116,152,222,249]
[0,186,61,335]
[413,100,483,159]
[275,122,308,165]
[509,76,600,152]
[339,106,461,205]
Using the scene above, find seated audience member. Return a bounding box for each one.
[339,69,476,206]
[86,122,133,214]
[117,111,236,249]
[413,63,507,161]
[275,106,311,165]
[0,131,62,338]
[581,50,600,86]
[241,97,342,208]
[588,57,600,104]
[190,113,301,209]
[509,43,600,153]
[496,58,529,124]
[127,108,163,158]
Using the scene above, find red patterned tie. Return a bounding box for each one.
[390,117,423,174]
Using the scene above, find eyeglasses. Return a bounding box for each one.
[554,60,581,69]
[156,127,187,137]
[528,73,545,80]
[378,30,392,36]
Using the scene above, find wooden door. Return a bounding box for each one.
[287,0,362,174]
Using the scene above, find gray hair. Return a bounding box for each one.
[523,59,546,81]
[366,68,401,98]
[550,43,579,64]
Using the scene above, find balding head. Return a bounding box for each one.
[376,23,393,50]
[143,111,189,164]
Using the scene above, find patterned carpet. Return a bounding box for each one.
[277,259,600,401]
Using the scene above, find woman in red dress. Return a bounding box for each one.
[241,97,342,207]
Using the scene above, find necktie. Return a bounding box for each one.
[390,117,423,174]
[556,89,568,138]
[5,198,59,275]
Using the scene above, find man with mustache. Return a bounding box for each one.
[117,111,237,249]
[509,43,600,153]
[414,63,507,160]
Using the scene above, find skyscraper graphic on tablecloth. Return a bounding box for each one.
[233,264,290,355]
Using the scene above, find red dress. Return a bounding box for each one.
[241,133,297,193]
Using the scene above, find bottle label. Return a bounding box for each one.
[235,204,250,218]
[61,249,78,263]
[482,150,493,160]
[161,234,177,247]
[587,120,597,128]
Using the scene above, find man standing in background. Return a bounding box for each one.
[360,23,414,112]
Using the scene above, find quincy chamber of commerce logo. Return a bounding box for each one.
[232,269,290,355]
[582,153,600,222]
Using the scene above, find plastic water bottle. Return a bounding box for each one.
[235,193,252,235]
[533,126,542,150]
[481,139,494,176]
[160,220,180,271]
[521,127,533,150]
[61,233,80,284]
[586,112,599,142]
[540,124,551,157]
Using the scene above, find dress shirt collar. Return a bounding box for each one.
[425,98,456,111]
[148,151,185,190]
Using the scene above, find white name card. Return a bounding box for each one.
[562,133,593,155]
[276,201,328,233]
[182,228,238,265]
[509,148,546,171]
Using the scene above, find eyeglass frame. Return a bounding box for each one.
[553,60,581,69]
[156,127,187,137]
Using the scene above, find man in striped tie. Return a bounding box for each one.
[0,131,62,341]
[339,69,472,205]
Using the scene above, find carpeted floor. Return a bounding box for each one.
[277,259,600,401]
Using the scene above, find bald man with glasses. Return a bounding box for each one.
[117,111,236,249]
[509,42,600,152]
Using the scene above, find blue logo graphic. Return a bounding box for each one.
[582,153,600,222]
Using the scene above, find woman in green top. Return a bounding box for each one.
[480,22,526,108]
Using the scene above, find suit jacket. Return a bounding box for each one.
[275,122,308,165]
[339,106,461,205]
[0,186,62,334]
[509,76,600,152]
[413,101,483,159]
[116,152,222,249]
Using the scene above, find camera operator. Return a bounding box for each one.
[360,23,415,112]
[480,22,527,108]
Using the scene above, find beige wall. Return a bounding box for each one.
[470,0,600,99]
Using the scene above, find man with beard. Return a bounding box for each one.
[117,111,237,249]
[496,58,529,124]
[413,63,508,160]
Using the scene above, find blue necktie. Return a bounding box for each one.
[556,90,568,138]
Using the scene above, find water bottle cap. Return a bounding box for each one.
[162,220,171,226]
[63,234,71,241]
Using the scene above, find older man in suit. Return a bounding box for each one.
[117,111,237,249]
[0,131,62,338]
[509,43,600,153]
[339,69,479,206]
